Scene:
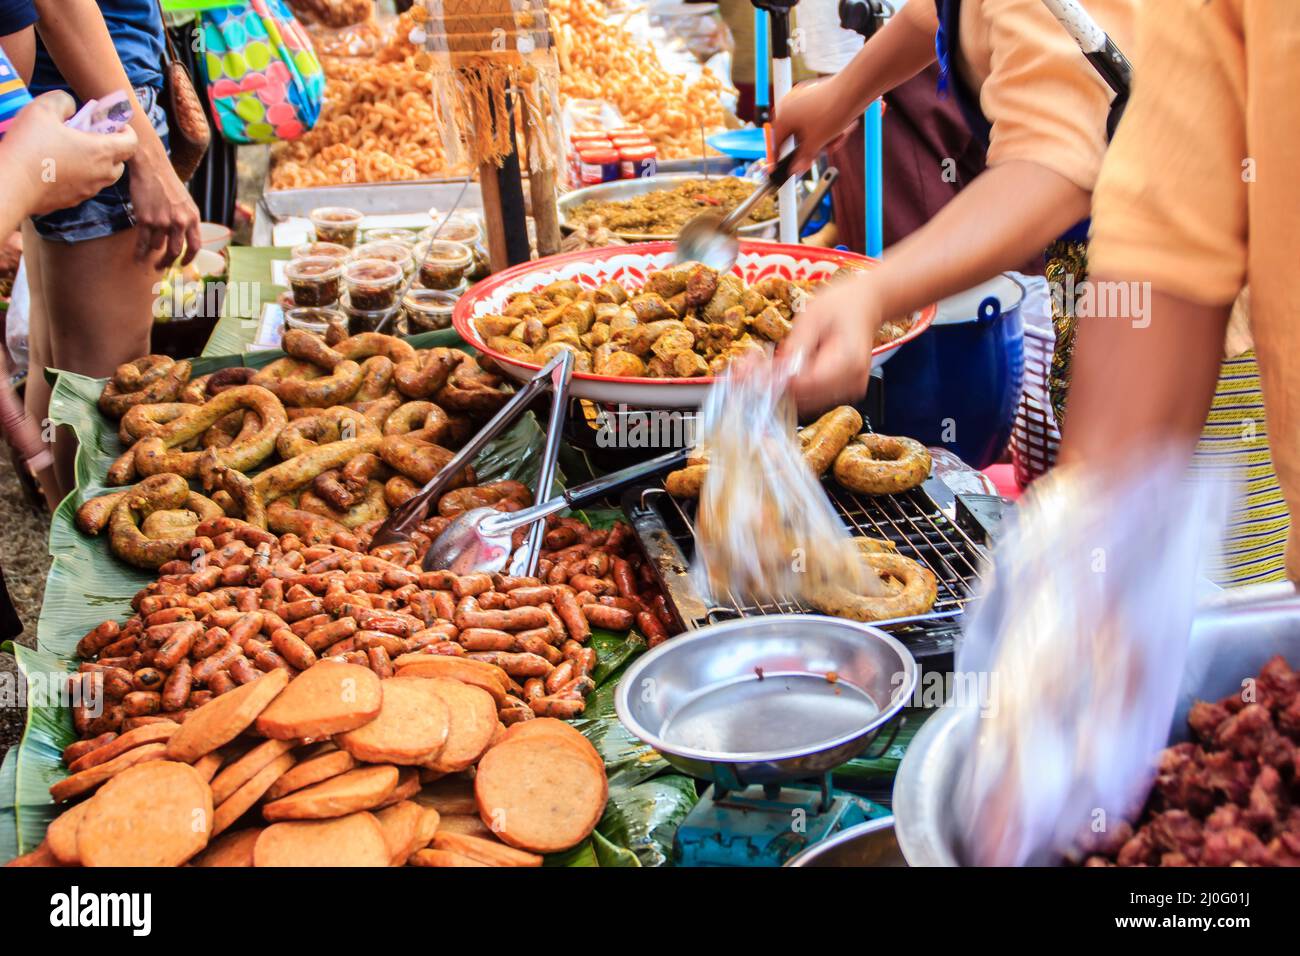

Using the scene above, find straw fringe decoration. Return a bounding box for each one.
[423,0,561,171]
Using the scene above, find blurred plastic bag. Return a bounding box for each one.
[561,98,625,137]
[5,260,29,380]
[692,354,879,607]
[951,453,1231,866]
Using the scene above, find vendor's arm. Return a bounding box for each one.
[773,0,938,173]
[783,161,1088,410]
[783,0,1127,411]
[33,0,200,267]
[1061,0,1246,473]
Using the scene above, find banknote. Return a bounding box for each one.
[66,89,133,134]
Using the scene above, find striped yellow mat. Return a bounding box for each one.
[1190,350,1290,587]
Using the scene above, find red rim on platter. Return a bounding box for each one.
[452,241,936,388]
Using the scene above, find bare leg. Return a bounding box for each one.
[26,227,160,500]
[19,221,61,509]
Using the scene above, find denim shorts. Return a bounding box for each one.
[30,86,170,244]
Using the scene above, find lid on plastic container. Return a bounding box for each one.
[414,238,474,267]
[285,306,346,331]
[290,241,350,261]
[362,227,418,246]
[308,205,363,225]
[349,241,415,269]
[619,144,657,160]
[285,255,344,280]
[432,213,484,246]
[580,147,620,163]
[343,257,404,286]
[404,287,459,315]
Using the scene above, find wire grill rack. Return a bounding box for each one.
[624,477,991,660]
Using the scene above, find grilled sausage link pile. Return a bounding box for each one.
[71,512,675,740]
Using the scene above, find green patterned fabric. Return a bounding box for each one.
[1044,238,1088,428]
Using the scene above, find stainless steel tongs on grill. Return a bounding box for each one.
[368,349,574,558]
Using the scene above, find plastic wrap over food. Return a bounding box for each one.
[951,454,1232,866]
[692,355,880,607]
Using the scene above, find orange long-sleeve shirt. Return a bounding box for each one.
[1089,0,1300,574]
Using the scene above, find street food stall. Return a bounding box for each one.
[1,0,1294,885]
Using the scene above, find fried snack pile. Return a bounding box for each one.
[270,8,465,189]
[86,329,520,569]
[569,178,778,237]
[1083,655,1300,867]
[7,651,609,867]
[286,0,373,29]
[475,264,908,380]
[551,0,731,159]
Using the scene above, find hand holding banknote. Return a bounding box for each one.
[6,91,137,216]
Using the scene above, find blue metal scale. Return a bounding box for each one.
[674,774,889,867]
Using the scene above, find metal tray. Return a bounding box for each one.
[558,172,781,242]
[892,583,1300,866]
[255,179,483,246]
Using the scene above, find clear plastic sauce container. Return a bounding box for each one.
[343,257,404,311]
[414,239,473,291]
[362,227,418,247]
[345,302,403,336]
[309,206,364,248]
[284,255,343,307]
[285,306,345,337]
[403,287,458,332]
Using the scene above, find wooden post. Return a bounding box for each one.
[526,121,561,258]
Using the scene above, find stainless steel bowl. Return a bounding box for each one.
[615,614,917,787]
[892,583,1300,866]
[558,173,781,243]
[783,817,906,867]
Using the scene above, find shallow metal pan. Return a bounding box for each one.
[615,613,917,788]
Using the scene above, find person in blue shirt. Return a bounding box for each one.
[0,0,200,508]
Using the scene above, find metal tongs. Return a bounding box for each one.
[674,151,798,271]
[423,447,690,575]
[368,350,574,557]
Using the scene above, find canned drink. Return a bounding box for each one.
[579,147,621,184]
[619,144,658,179]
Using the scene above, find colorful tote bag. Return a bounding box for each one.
[199,0,324,143]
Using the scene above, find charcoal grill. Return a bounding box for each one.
[622,474,995,662]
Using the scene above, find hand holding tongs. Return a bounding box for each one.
[368,349,574,553]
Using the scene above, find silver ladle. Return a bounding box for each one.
[674,151,798,272]
[423,447,691,574]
